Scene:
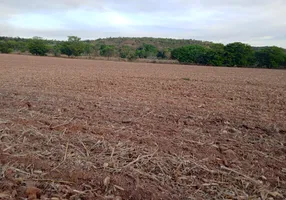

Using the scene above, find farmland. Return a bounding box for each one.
[0,54,285,199]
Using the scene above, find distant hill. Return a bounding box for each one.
[85,37,213,50]
[1,36,285,52]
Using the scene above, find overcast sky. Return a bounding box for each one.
[0,0,286,47]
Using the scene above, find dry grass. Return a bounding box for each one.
[1,123,284,199]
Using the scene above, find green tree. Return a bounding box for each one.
[100,45,116,59]
[171,45,207,64]
[136,44,158,58]
[0,41,13,53]
[18,41,29,53]
[61,36,84,57]
[51,43,62,57]
[83,43,93,56]
[28,37,49,56]
[119,45,136,60]
[283,54,286,67]
[224,42,255,67]
[6,40,18,52]
[204,43,225,66]
[255,46,286,68]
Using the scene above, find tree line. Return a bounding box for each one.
[0,36,285,68]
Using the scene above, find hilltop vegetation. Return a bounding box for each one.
[0,36,286,68]
[90,37,212,49]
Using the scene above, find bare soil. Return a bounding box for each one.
[0,54,285,200]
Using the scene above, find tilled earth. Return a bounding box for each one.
[0,54,285,200]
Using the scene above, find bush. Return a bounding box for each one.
[136,44,158,58]
[157,48,172,59]
[119,45,135,59]
[100,45,116,59]
[61,36,84,57]
[52,44,62,57]
[28,37,49,56]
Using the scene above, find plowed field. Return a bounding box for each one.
[0,54,285,199]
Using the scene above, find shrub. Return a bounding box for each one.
[61,36,84,57]
[28,37,49,56]
[136,44,158,58]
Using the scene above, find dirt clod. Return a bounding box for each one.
[26,187,41,200]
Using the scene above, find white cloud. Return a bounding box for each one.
[0,0,285,47]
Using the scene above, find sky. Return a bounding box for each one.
[0,0,286,47]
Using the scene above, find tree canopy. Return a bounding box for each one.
[204,43,225,66]
[100,45,116,59]
[171,45,207,64]
[60,36,85,57]
[136,44,158,58]
[28,37,49,56]
[255,46,286,68]
[223,42,255,67]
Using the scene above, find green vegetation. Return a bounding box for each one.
[60,36,85,57]
[224,42,255,67]
[0,41,13,53]
[0,36,285,69]
[255,46,286,68]
[136,44,158,58]
[171,45,207,64]
[28,37,49,56]
[119,45,136,60]
[100,45,116,59]
[171,42,285,68]
[204,43,225,66]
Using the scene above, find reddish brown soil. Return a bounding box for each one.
[0,54,285,200]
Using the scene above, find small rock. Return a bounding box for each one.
[182,128,193,134]
[224,121,230,125]
[103,176,111,187]
[219,145,228,152]
[26,187,41,200]
[26,102,32,108]
[122,119,132,123]
[227,127,241,134]
[103,163,109,168]
[115,196,122,200]
[223,149,237,161]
